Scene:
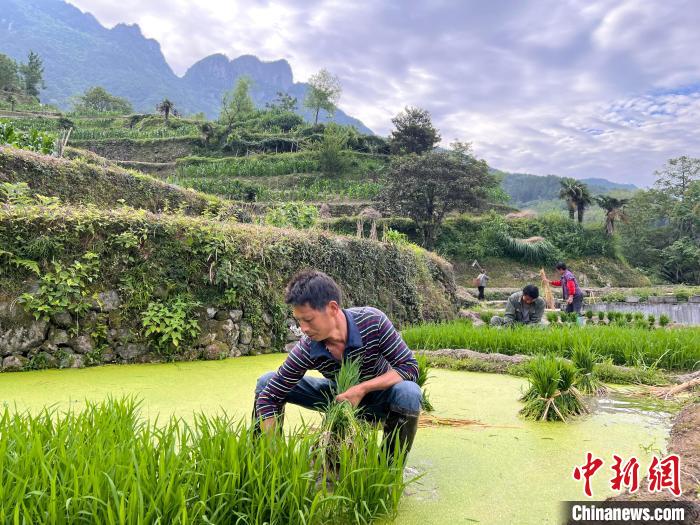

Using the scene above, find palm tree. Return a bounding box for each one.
[156,99,175,123]
[595,196,629,235]
[559,178,592,223]
[559,178,578,221]
[574,182,592,223]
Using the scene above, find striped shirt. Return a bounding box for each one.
[255,306,418,419]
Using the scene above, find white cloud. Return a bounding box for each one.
[67,0,700,185]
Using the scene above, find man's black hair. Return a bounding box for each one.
[555,261,567,271]
[285,270,342,310]
[522,284,540,299]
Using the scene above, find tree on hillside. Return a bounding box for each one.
[317,123,349,176]
[73,86,133,114]
[595,195,629,235]
[267,91,297,113]
[19,51,44,98]
[654,156,700,201]
[304,69,342,125]
[156,98,175,123]
[8,94,17,112]
[0,54,20,92]
[559,178,591,223]
[381,144,496,250]
[389,106,441,155]
[220,76,255,128]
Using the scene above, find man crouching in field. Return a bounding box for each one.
[489,284,546,327]
[254,270,421,459]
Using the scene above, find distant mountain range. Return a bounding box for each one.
[0,0,372,132]
[497,171,637,207]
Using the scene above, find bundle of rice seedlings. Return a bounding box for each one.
[316,358,368,476]
[415,353,434,412]
[520,355,588,422]
[540,268,555,309]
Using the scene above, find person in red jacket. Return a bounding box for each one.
[550,261,584,315]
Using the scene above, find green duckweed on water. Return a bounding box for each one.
[0,355,673,525]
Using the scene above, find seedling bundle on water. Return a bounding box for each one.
[571,342,608,396]
[520,355,589,422]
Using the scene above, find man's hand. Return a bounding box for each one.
[567,296,574,305]
[335,384,366,407]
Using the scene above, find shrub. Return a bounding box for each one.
[264,202,319,229]
[142,295,201,357]
[659,314,671,327]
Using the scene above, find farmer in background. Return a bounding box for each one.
[490,284,545,326]
[475,269,489,300]
[550,262,584,315]
[254,270,421,460]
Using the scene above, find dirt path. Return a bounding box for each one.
[606,401,700,522]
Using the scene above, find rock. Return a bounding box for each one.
[206,307,217,319]
[455,286,479,308]
[56,348,75,368]
[663,296,678,304]
[690,295,700,304]
[214,309,229,321]
[229,309,243,322]
[262,312,273,325]
[0,300,49,354]
[649,296,665,304]
[203,342,229,360]
[197,331,217,346]
[48,327,70,346]
[2,355,27,371]
[0,320,48,354]
[51,311,74,329]
[108,328,134,343]
[238,344,250,356]
[458,309,485,326]
[101,349,115,363]
[219,319,236,334]
[70,355,85,368]
[94,290,121,312]
[256,335,270,348]
[30,351,58,369]
[625,296,640,303]
[117,343,147,361]
[239,322,253,345]
[71,335,94,354]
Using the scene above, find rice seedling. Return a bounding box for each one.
[317,358,368,476]
[401,322,700,371]
[546,312,559,324]
[519,355,588,422]
[625,312,634,322]
[597,311,605,321]
[659,314,671,327]
[415,353,434,411]
[648,314,656,327]
[585,310,593,320]
[571,342,608,396]
[479,310,495,324]
[0,397,407,524]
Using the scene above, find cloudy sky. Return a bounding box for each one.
[68,0,700,185]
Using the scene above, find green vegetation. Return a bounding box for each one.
[0,120,55,154]
[402,321,700,371]
[571,343,607,396]
[0,397,407,524]
[619,156,700,284]
[520,355,587,422]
